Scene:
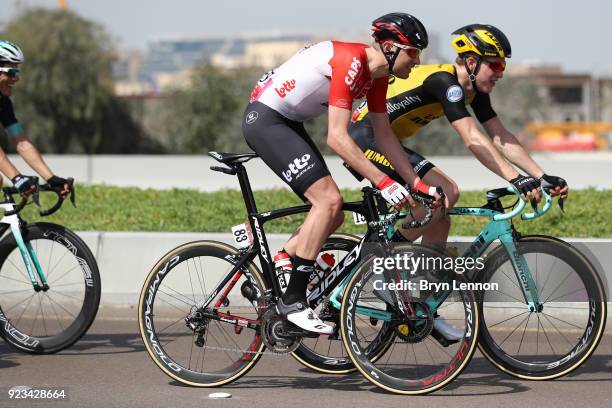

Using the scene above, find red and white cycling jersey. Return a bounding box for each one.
[250,41,388,122]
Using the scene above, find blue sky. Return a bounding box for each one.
[2,0,608,75]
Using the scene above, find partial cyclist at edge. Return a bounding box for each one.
[242,13,444,334]
[348,24,570,341]
[0,40,71,198]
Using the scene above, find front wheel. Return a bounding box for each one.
[0,222,101,353]
[477,235,607,380]
[340,243,479,394]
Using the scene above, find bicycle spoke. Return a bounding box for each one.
[537,314,558,356]
[0,273,31,285]
[498,313,531,347]
[487,310,529,329]
[546,287,588,303]
[154,292,192,315]
[516,312,532,356]
[4,256,33,284]
[541,312,587,331]
[44,293,78,319]
[541,313,577,348]
[47,264,82,286]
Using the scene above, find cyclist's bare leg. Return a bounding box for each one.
[281,211,343,257]
[397,167,459,247]
[292,176,344,259]
[280,181,344,257]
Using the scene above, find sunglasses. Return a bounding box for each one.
[484,59,506,73]
[392,42,422,59]
[0,67,20,78]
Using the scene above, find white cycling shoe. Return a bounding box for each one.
[276,299,334,335]
[433,315,464,341]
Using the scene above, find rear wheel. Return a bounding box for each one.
[138,240,267,387]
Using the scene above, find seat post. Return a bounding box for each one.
[236,164,258,214]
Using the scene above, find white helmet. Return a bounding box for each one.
[0,40,24,64]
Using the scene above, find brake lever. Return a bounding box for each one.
[32,190,41,208]
[530,198,538,211]
[67,177,76,207]
[558,197,565,213]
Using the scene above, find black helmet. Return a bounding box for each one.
[451,24,511,58]
[372,13,428,49]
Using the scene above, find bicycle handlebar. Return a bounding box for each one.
[492,185,553,221]
[369,188,438,230]
[3,177,76,217]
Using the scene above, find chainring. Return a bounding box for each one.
[261,307,300,354]
[394,302,434,343]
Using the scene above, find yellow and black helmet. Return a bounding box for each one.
[451,24,511,59]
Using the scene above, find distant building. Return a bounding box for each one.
[508,64,604,122]
[120,34,313,92]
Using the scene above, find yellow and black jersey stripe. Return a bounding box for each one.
[352,64,497,140]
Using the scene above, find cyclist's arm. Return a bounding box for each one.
[482,116,544,178]
[451,116,519,181]
[0,146,20,179]
[13,134,54,180]
[327,106,387,185]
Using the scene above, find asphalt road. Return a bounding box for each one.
[0,307,610,408]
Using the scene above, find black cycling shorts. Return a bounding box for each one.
[348,119,435,183]
[242,101,330,201]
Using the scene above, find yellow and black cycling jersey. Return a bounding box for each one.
[351,63,497,140]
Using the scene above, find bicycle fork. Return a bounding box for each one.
[499,230,542,312]
[1,205,48,291]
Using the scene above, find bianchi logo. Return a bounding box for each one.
[282,154,315,182]
[245,111,259,125]
[446,85,464,103]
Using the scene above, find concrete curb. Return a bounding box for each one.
[70,231,612,306]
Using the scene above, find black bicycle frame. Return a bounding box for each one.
[200,160,385,312]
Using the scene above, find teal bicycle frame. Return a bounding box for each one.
[327,187,553,321]
[0,202,49,290]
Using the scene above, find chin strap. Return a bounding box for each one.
[383,47,402,76]
[463,56,482,93]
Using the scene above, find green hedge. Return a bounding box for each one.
[18,186,611,238]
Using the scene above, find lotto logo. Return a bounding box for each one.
[282,154,313,182]
[275,80,297,98]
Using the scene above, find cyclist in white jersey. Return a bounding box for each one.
[243,13,444,334]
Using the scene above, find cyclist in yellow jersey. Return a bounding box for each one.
[349,24,569,247]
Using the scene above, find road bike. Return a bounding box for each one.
[138,151,478,394]
[0,179,101,353]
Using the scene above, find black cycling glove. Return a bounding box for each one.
[510,175,540,197]
[47,175,69,189]
[540,173,567,211]
[540,174,567,190]
[11,175,37,195]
